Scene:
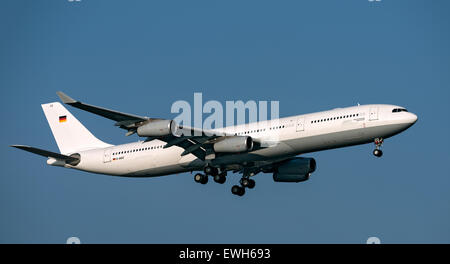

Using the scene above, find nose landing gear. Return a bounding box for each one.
[373,138,383,157]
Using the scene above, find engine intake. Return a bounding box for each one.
[137,120,178,137]
[273,157,316,182]
[213,136,253,153]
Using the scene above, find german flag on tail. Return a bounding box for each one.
[59,115,67,123]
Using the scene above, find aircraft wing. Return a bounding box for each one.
[57,92,265,161]
[57,91,155,135]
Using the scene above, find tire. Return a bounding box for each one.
[231,185,240,194]
[194,173,203,183]
[240,178,250,187]
[373,149,383,157]
[247,179,255,189]
[238,186,245,196]
[204,166,218,176]
[231,185,245,196]
[214,174,226,184]
[204,166,212,175]
[200,175,208,184]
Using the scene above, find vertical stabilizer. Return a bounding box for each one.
[41,102,112,154]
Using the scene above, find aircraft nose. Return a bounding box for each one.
[408,113,418,124]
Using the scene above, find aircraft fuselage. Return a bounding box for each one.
[69,104,417,177]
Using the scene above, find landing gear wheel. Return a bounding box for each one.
[240,178,250,187]
[231,185,245,196]
[194,173,208,184]
[240,178,256,189]
[247,179,256,189]
[373,138,384,158]
[200,175,208,184]
[204,166,218,176]
[194,173,203,183]
[213,174,226,184]
[373,149,383,157]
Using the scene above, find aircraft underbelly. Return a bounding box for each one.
[285,122,413,154]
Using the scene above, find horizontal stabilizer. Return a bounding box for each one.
[10,145,79,164]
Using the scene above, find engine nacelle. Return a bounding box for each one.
[137,120,178,137]
[213,136,253,153]
[273,157,316,182]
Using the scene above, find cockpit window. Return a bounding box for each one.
[392,108,408,113]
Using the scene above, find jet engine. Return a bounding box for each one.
[137,120,178,137]
[273,157,316,182]
[213,136,253,153]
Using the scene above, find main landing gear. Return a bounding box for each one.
[231,171,256,197]
[194,165,256,197]
[194,165,226,185]
[373,137,383,158]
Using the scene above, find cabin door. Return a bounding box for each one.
[296,117,305,132]
[369,107,379,121]
[103,149,112,163]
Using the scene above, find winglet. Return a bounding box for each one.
[56,91,77,104]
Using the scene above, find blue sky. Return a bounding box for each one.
[1,0,449,243]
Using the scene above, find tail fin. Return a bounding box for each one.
[41,102,112,154]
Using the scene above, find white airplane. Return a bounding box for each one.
[11,92,418,196]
